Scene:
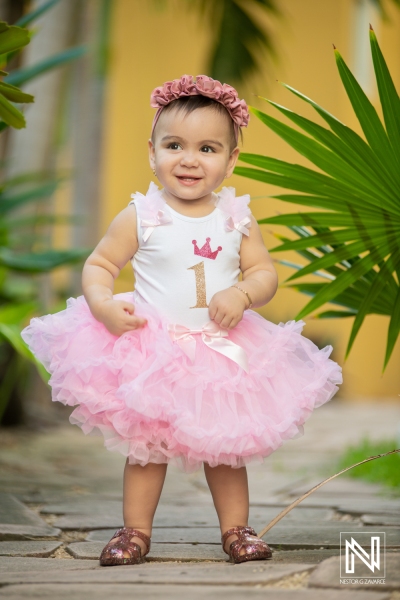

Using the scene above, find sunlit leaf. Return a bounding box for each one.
[0,92,25,128]
[0,81,34,103]
[0,22,30,55]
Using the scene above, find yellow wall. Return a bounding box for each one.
[99,0,400,400]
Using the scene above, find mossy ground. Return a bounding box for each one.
[338,438,400,491]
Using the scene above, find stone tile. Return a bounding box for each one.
[0,541,62,557]
[0,557,99,574]
[50,503,333,530]
[265,524,400,550]
[53,515,122,530]
[361,514,400,526]
[309,553,400,590]
[87,527,221,544]
[40,500,123,516]
[287,478,386,497]
[0,525,61,541]
[250,506,335,523]
[85,523,400,549]
[0,494,48,526]
[243,469,307,500]
[0,584,392,600]
[0,559,313,585]
[0,493,60,539]
[249,507,336,532]
[66,541,226,561]
[337,498,400,516]
[272,549,340,564]
[280,495,400,515]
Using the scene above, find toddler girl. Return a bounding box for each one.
[21,74,342,566]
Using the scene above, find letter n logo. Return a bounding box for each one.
[345,536,380,573]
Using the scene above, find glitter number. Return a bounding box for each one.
[188,261,208,308]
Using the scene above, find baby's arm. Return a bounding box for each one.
[82,204,147,336]
[208,215,278,329]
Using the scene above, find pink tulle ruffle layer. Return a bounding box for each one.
[21,293,342,472]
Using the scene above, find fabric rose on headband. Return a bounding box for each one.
[150,74,250,132]
[150,75,198,107]
[194,76,249,128]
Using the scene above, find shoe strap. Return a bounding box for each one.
[112,527,151,553]
[221,526,257,553]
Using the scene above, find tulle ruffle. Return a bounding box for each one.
[21,292,342,473]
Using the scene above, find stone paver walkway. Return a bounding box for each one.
[0,401,399,599]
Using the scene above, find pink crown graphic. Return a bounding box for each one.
[192,237,222,260]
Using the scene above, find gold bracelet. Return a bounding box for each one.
[231,285,253,309]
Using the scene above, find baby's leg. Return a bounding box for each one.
[108,460,167,557]
[204,463,249,553]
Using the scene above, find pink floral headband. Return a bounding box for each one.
[150,74,249,142]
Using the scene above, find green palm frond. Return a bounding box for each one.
[192,0,279,83]
[371,0,400,18]
[235,27,400,370]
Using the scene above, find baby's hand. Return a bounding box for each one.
[208,287,248,330]
[94,299,147,336]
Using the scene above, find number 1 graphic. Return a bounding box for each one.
[188,261,208,308]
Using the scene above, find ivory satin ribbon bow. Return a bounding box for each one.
[225,215,251,236]
[167,321,249,373]
[141,209,172,242]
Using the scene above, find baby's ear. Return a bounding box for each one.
[148,138,155,166]
[226,146,240,177]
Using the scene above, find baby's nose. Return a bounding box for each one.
[180,152,198,167]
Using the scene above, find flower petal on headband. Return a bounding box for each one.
[150,75,198,108]
[150,75,249,129]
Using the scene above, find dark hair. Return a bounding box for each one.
[152,95,241,151]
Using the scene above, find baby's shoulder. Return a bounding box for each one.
[107,203,137,239]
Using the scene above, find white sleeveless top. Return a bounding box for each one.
[128,182,252,330]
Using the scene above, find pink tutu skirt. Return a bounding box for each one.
[21,292,342,472]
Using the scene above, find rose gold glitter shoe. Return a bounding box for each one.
[99,527,151,566]
[222,526,272,564]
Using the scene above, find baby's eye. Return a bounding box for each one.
[167,142,182,150]
[201,145,215,153]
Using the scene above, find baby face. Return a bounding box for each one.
[149,107,239,205]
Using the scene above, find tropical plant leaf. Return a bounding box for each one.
[263,98,399,201]
[0,323,49,385]
[248,108,400,213]
[0,180,60,213]
[0,248,90,272]
[0,81,33,104]
[0,302,37,325]
[14,0,61,28]
[192,0,279,84]
[5,45,86,87]
[0,22,30,55]
[264,211,397,229]
[384,286,400,368]
[0,92,26,128]
[4,213,82,228]
[281,238,390,283]
[236,29,400,369]
[334,46,400,176]
[280,83,400,193]
[369,26,400,160]
[314,310,357,319]
[345,253,400,358]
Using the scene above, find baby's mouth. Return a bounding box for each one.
[176,176,201,182]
